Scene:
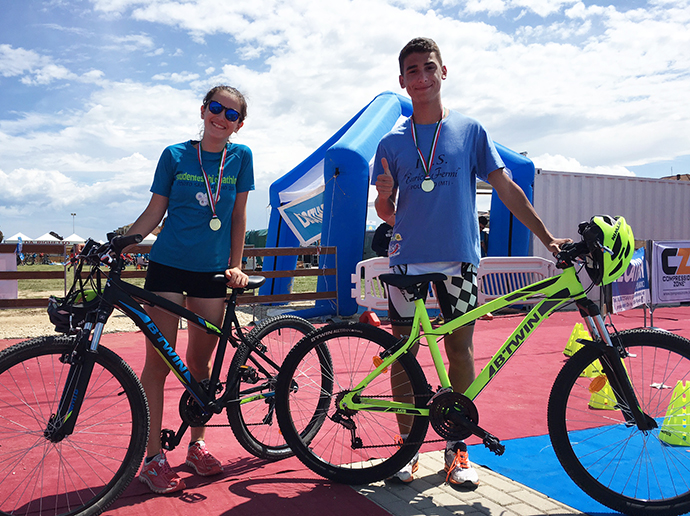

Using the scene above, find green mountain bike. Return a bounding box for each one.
[275,217,690,516]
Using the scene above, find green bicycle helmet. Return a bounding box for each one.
[578,215,634,286]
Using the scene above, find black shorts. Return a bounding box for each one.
[144,261,227,299]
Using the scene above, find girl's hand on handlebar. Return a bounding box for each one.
[225,267,249,288]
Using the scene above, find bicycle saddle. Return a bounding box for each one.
[378,273,447,290]
[211,275,266,290]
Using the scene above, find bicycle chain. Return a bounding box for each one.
[330,391,450,449]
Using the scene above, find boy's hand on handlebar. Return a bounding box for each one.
[225,267,249,288]
[546,237,573,255]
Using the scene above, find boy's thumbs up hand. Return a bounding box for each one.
[376,158,394,197]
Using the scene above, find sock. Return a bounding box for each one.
[145,453,160,464]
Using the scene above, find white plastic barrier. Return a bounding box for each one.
[476,256,556,305]
[351,257,439,311]
[352,256,556,310]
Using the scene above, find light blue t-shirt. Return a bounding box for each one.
[371,111,503,267]
[149,140,255,272]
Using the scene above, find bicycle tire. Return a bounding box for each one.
[548,328,690,516]
[0,336,149,516]
[275,322,431,485]
[226,314,317,461]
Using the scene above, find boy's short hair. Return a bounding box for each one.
[398,37,443,75]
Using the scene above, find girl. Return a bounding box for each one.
[126,85,254,494]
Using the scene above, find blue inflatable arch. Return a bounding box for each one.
[263,92,535,318]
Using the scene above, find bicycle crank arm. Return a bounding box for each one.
[454,415,505,456]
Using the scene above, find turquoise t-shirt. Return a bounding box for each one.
[371,111,503,267]
[149,140,254,272]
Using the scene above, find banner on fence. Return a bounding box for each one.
[652,240,690,305]
[611,247,650,313]
[277,185,324,247]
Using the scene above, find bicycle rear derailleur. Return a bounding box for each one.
[428,390,505,456]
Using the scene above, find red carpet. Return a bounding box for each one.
[2,304,689,515]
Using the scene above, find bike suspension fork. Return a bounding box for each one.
[580,303,657,431]
[45,321,105,442]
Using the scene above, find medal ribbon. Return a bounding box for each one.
[197,142,227,221]
[411,116,443,180]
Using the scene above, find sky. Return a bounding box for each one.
[1,0,689,242]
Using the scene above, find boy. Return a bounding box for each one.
[372,37,569,486]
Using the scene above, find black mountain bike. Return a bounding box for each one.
[0,234,329,516]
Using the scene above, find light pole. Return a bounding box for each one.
[71,213,76,234]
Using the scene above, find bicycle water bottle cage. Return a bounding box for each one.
[379,273,447,299]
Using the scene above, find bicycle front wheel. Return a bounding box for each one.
[0,336,149,516]
[275,322,430,485]
[226,314,316,461]
[548,328,690,516]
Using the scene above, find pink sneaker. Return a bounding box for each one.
[185,441,223,476]
[139,451,186,494]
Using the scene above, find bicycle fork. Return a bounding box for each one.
[580,301,657,432]
[45,323,104,442]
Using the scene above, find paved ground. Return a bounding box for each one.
[354,452,584,516]
[5,304,690,515]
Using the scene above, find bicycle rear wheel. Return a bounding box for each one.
[275,322,430,485]
[226,314,316,460]
[0,336,148,516]
[548,328,690,516]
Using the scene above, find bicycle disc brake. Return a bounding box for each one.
[428,390,478,441]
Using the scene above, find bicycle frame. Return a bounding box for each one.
[47,264,279,442]
[341,264,649,430]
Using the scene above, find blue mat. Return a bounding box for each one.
[469,433,615,515]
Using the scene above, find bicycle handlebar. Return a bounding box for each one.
[110,234,143,255]
[554,241,590,270]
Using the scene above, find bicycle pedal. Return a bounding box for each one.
[483,435,505,456]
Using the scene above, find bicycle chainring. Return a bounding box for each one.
[428,391,478,441]
[179,379,221,427]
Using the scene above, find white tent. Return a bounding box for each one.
[5,233,34,243]
[64,233,86,244]
[35,233,62,243]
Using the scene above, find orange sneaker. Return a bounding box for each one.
[387,435,419,483]
[444,442,479,487]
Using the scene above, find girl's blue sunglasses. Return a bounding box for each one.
[207,100,240,122]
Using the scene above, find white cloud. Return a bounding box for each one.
[2,0,690,238]
[152,71,200,82]
[0,44,76,85]
[532,154,634,176]
[104,33,156,52]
